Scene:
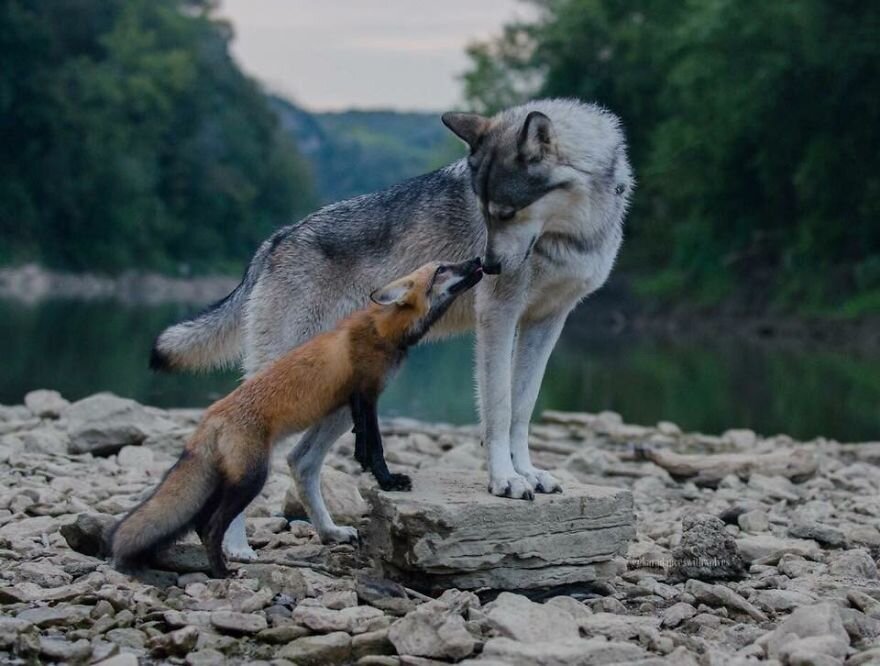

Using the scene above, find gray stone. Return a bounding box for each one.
[185,648,227,665]
[753,589,817,613]
[105,627,147,649]
[736,534,820,563]
[765,602,850,662]
[788,522,847,548]
[25,390,69,419]
[16,605,88,627]
[828,548,878,579]
[738,510,770,533]
[278,632,352,665]
[671,513,747,581]
[292,601,386,634]
[364,469,633,590]
[60,513,115,557]
[209,611,268,634]
[39,637,92,662]
[150,625,200,657]
[352,628,395,660]
[477,637,648,666]
[388,590,477,660]
[662,602,697,628]
[66,393,177,455]
[483,592,580,643]
[685,580,768,622]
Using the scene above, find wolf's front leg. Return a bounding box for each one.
[476,298,533,500]
[509,313,569,493]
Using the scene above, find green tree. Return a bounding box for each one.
[0,0,316,274]
[463,0,880,314]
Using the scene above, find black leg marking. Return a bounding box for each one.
[350,394,369,471]
[199,462,269,578]
[351,392,411,492]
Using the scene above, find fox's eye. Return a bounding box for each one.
[497,208,516,221]
[436,266,448,275]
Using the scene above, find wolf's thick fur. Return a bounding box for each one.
[151,98,633,559]
[115,260,482,576]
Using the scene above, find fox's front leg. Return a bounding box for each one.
[476,295,534,500]
[509,312,569,493]
[350,392,411,491]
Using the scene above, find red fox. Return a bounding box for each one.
[111,258,483,578]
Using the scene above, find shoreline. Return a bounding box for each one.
[1,390,879,663]
[1,264,878,349]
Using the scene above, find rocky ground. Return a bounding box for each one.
[1,390,879,665]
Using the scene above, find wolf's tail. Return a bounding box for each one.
[150,238,275,372]
[111,448,219,568]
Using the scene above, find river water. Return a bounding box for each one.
[2,299,878,442]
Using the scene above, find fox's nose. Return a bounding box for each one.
[483,259,502,275]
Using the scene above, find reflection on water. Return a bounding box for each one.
[1,299,878,442]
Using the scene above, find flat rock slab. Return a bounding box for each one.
[363,469,634,591]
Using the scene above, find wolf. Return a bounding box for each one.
[151,98,633,560]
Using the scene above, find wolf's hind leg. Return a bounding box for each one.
[288,407,358,544]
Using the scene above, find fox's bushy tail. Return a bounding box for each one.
[150,238,274,372]
[111,449,218,568]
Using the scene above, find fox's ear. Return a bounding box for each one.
[442,112,490,150]
[370,278,413,306]
[517,111,557,162]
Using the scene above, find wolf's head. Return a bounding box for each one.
[443,101,632,274]
[370,258,483,347]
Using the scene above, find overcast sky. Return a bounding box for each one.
[218,0,532,112]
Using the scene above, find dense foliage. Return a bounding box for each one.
[0,0,316,274]
[464,0,880,314]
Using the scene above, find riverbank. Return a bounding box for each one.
[2,264,878,350]
[1,390,879,664]
[0,264,238,305]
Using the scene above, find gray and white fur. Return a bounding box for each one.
[151,98,633,559]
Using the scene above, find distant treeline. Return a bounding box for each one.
[0,0,316,274]
[271,98,461,205]
[464,0,880,316]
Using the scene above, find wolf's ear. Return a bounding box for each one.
[442,112,489,150]
[370,278,414,306]
[517,111,557,162]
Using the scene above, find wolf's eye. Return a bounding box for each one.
[497,208,516,221]
[436,266,448,275]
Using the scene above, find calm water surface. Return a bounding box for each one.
[2,299,878,442]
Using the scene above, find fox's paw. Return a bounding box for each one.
[518,468,563,494]
[379,473,412,492]
[320,525,359,545]
[223,544,258,562]
[488,474,534,501]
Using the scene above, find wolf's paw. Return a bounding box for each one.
[518,467,563,494]
[223,544,259,562]
[320,525,359,545]
[488,474,535,501]
[379,473,412,492]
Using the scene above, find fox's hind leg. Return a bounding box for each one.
[288,407,358,544]
[201,463,269,578]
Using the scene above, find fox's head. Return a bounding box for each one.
[442,102,632,275]
[370,258,483,347]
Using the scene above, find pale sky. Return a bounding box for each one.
[218,0,533,112]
